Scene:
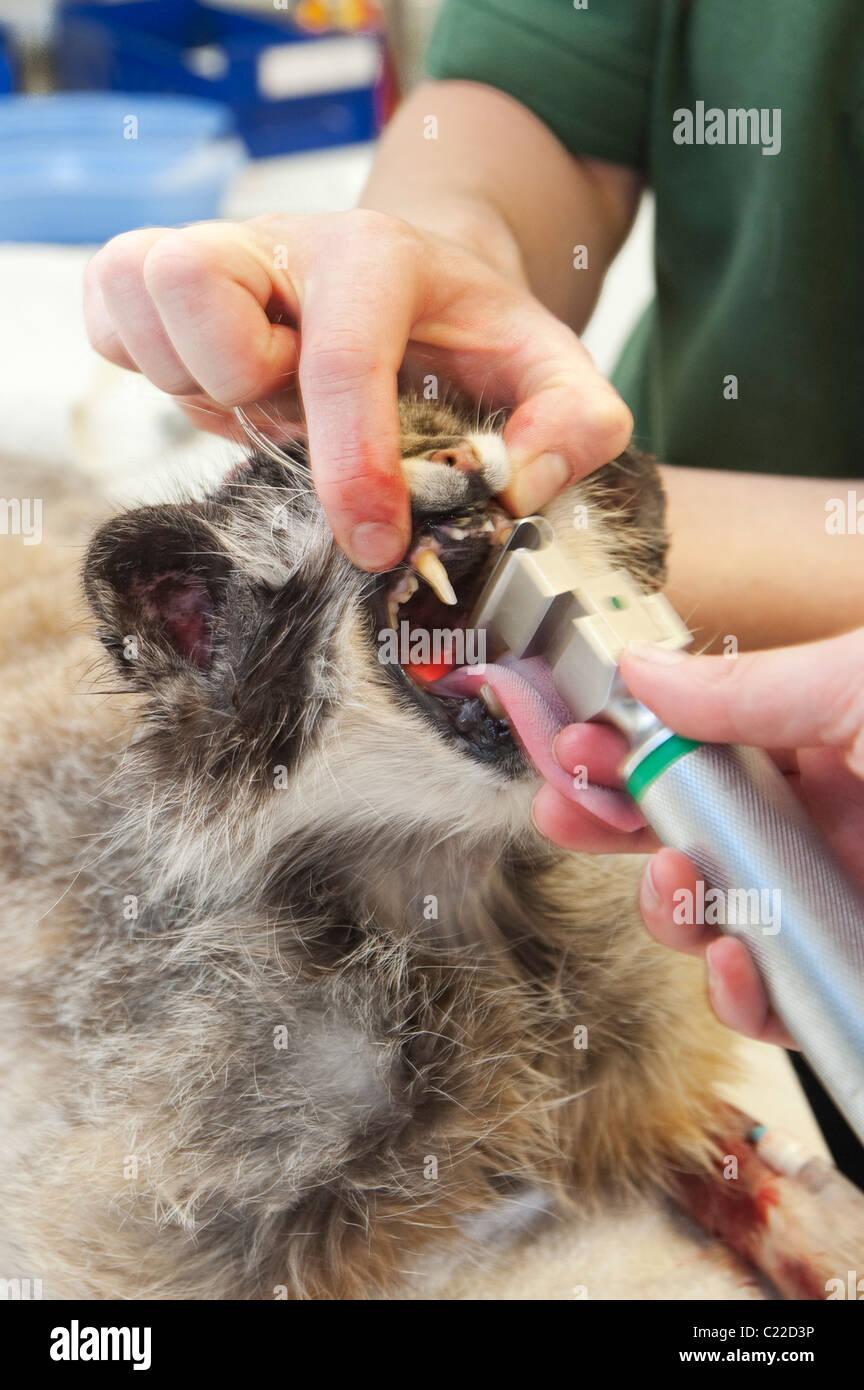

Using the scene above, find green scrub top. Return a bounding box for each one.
[426,0,864,478]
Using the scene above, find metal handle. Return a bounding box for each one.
[631,741,864,1144]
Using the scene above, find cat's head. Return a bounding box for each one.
[83,396,668,852]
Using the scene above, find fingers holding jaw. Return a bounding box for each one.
[499,337,634,516]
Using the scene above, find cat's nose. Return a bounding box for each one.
[428,443,482,474]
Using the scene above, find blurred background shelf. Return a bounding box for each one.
[0,0,390,241]
[56,0,386,157]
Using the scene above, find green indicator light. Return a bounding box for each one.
[610,595,626,610]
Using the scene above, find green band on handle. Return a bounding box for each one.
[626,734,703,802]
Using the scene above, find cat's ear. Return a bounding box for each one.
[587,446,669,589]
[84,504,232,685]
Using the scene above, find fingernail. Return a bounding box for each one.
[626,640,689,665]
[642,856,660,909]
[347,522,405,571]
[507,452,570,515]
[552,731,573,771]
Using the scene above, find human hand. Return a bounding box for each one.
[84,212,631,570]
[533,628,864,1045]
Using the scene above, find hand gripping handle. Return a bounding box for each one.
[629,739,864,1143]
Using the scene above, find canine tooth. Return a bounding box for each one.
[479,683,507,720]
[414,549,457,606]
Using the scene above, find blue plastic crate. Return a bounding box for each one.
[56,0,383,157]
[0,93,245,243]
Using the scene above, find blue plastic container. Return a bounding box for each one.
[56,0,382,157]
[0,93,245,243]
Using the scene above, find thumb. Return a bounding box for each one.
[500,368,633,516]
[620,628,864,773]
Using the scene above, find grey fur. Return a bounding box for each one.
[0,402,731,1299]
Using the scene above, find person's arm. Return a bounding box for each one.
[661,467,864,650]
[363,85,864,649]
[361,80,641,332]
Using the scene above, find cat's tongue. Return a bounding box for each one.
[434,657,573,795]
[433,656,645,832]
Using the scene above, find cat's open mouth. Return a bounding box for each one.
[372,504,527,770]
